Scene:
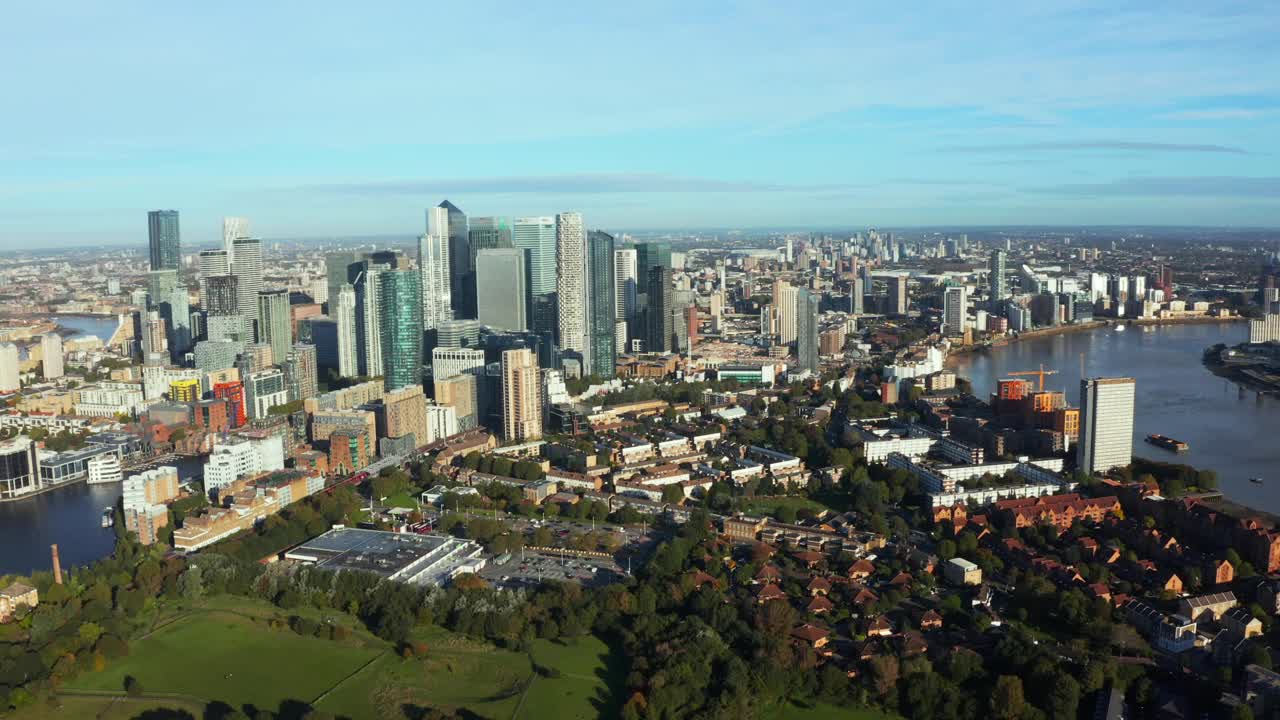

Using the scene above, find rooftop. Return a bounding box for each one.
[284,527,482,586]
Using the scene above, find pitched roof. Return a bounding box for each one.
[757,583,786,602]
[791,623,830,643]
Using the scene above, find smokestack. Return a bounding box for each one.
[51,544,62,585]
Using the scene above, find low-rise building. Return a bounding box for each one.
[944,557,982,586]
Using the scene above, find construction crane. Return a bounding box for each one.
[1009,364,1058,392]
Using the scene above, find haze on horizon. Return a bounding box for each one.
[1,2,1278,248]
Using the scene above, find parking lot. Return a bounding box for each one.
[479,548,627,589]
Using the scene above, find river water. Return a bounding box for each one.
[947,322,1280,512]
[56,314,120,342]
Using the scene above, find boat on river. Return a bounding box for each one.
[1145,434,1189,453]
[101,508,113,528]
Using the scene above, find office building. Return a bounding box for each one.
[378,269,423,392]
[204,436,284,493]
[198,249,231,309]
[513,217,558,334]
[432,200,469,319]
[0,343,17,392]
[555,212,587,356]
[943,285,968,337]
[645,264,673,353]
[147,210,181,271]
[147,269,191,358]
[222,216,250,257]
[587,231,616,378]
[0,437,39,500]
[466,216,512,319]
[285,343,318,402]
[383,385,429,448]
[476,248,527,331]
[40,333,63,380]
[892,275,909,315]
[431,347,485,382]
[436,319,481,349]
[418,226,452,330]
[614,247,637,323]
[231,237,264,340]
[257,289,292,365]
[354,262,385,378]
[502,348,541,442]
[796,288,819,374]
[325,251,362,312]
[1077,377,1136,475]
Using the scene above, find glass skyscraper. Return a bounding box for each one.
[476,248,527,332]
[513,217,557,334]
[378,269,423,391]
[587,231,616,377]
[796,288,819,374]
[147,210,181,271]
[256,288,292,367]
[434,200,469,319]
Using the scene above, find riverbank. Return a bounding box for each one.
[949,315,1243,357]
[1202,344,1280,395]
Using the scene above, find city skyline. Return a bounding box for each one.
[2,3,1279,247]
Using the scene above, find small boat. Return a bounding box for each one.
[1145,434,1189,453]
[101,508,114,528]
[1114,324,1127,332]
[1251,477,1264,485]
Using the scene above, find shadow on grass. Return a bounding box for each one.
[589,635,628,718]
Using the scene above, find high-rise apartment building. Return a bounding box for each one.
[418,226,452,330]
[851,275,865,315]
[989,249,1008,303]
[556,212,587,356]
[587,231,616,378]
[147,210,181,271]
[0,343,21,392]
[204,275,239,317]
[773,280,798,346]
[257,289,291,365]
[501,348,541,442]
[333,284,358,377]
[943,285,968,337]
[645,264,673,353]
[433,374,478,430]
[383,384,429,448]
[378,269,423,392]
[284,343,318,402]
[892,275,909,315]
[614,247,637,323]
[1077,377,1136,475]
[231,237,264,340]
[147,269,191,358]
[476,248,527,331]
[222,216,250,257]
[198,250,230,309]
[796,288,819,374]
[431,347,486,382]
[354,263,385,378]
[513,217,558,334]
[431,201,468,319]
[40,333,63,380]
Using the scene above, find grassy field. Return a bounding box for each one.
[7,695,207,720]
[524,636,625,719]
[741,495,831,518]
[382,491,421,509]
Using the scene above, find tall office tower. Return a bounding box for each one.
[431,347,486,382]
[204,275,239,316]
[325,251,362,311]
[437,319,481,349]
[476,249,527,331]
[777,284,799,345]
[333,284,359,377]
[785,236,794,265]
[147,210,181,271]
[892,275,909,315]
[512,217,558,334]
[40,333,64,380]
[0,343,19,392]
[284,343,318,402]
[417,230,452,330]
[614,248,637,324]
[796,288,819,374]
[378,269,423,392]
[851,276,865,315]
[467,217,513,318]
[147,269,191,358]
[501,348,542,442]
[354,263,385,378]
[222,216,250,257]
[989,249,1008,302]
[555,212,587,356]
[1077,377,1136,475]
[587,231,616,378]
[256,289,291,365]
[942,285,968,337]
[645,264,673,352]
[197,250,230,309]
[231,237,264,339]
[429,201,468,319]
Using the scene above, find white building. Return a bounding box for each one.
[1249,314,1280,344]
[245,368,288,420]
[942,286,968,337]
[142,366,202,401]
[614,248,637,322]
[203,435,285,493]
[419,217,452,329]
[74,382,147,417]
[222,216,250,257]
[1077,377,1136,475]
[431,347,485,382]
[230,237,264,340]
[555,212,587,356]
[86,454,123,485]
[40,333,64,380]
[425,403,459,443]
[335,284,359,377]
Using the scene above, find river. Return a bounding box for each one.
[55,314,120,342]
[0,456,204,577]
[947,322,1280,513]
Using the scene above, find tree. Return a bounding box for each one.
[660,484,685,504]
[991,675,1025,720]
[868,655,900,697]
[125,675,144,696]
[1046,674,1081,720]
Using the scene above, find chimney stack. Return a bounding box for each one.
[51,544,62,585]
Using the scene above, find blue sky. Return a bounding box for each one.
[1,1,1278,247]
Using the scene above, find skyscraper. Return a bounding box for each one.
[892,275,909,315]
[418,229,452,330]
[354,262,385,378]
[284,343,318,402]
[942,285,968,337]
[334,284,358,377]
[476,248,527,331]
[378,269,423,392]
[614,247,637,323]
[1077,377,1136,475]
[231,237,264,340]
[197,250,230,309]
[851,275,865,315]
[555,212,587,356]
[147,210,181,271]
[501,348,541,442]
[989,249,1008,304]
[467,217,513,319]
[513,217,558,334]
[0,343,19,392]
[645,264,673,353]
[147,269,191,359]
[257,289,292,365]
[796,288,818,374]
[325,251,362,312]
[40,334,63,380]
[587,231,616,378]
[773,280,798,345]
[222,216,250,257]
[433,201,468,319]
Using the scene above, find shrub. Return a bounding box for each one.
[124,675,144,696]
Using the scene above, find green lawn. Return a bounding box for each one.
[741,496,831,518]
[66,607,382,712]
[7,695,206,720]
[524,636,626,719]
[383,491,421,509]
